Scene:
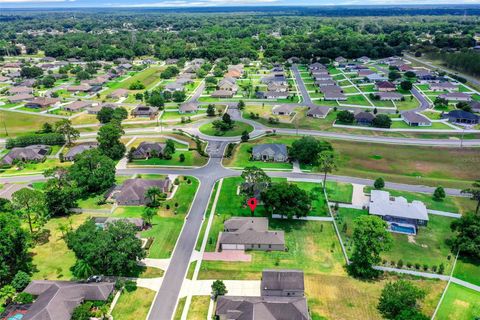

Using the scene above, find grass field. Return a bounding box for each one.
[187,296,211,320]
[435,283,480,320]
[0,111,58,137]
[225,134,478,188]
[199,121,254,137]
[337,208,456,274]
[131,150,207,167]
[326,181,353,203]
[453,256,480,286]
[100,66,164,98]
[112,287,156,320]
[173,297,186,320]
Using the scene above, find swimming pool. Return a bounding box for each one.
[390,223,416,235]
[7,313,24,320]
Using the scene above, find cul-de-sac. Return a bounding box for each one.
[0,4,479,320]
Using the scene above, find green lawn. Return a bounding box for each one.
[187,296,211,320]
[173,297,186,320]
[161,110,206,120]
[345,94,371,106]
[199,121,254,137]
[224,140,294,170]
[453,256,480,286]
[0,158,68,176]
[326,181,353,204]
[0,111,58,138]
[200,220,346,280]
[111,287,156,320]
[390,121,452,130]
[435,283,480,320]
[131,150,207,167]
[337,208,456,274]
[113,177,199,258]
[294,181,329,216]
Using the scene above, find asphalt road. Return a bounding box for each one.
[292,64,314,107]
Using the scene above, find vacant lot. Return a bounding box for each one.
[0,111,58,138]
[112,287,156,320]
[436,283,480,320]
[453,256,480,287]
[187,296,210,320]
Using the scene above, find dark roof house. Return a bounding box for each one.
[112,178,170,206]
[131,106,159,118]
[64,142,98,161]
[355,111,375,125]
[1,145,50,165]
[132,141,166,159]
[261,270,305,297]
[402,112,432,127]
[22,280,114,320]
[442,110,479,124]
[252,144,288,162]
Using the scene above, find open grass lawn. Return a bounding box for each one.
[101,66,164,98]
[131,150,207,167]
[113,177,198,258]
[173,297,186,320]
[395,97,420,111]
[363,187,477,214]
[111,287,156,320]
[71,113,99,125]
[187,296,211,320]
[77,195,113,211]
[337,208,456,274]
[226,134,478,188]
[435,283,480,320]
[453,256,480,286]
[341,86,360,94]
[0,111,58,138]
[161,110,206,121]
[358,84,376,92]
[199,120,253,137]
[199,220,346,280]
[243,104,299,123]
[31,213,91,280]
[345,94,371,106]
[326,181,353,203]
[306,273,444,320]
[294,181,329,216]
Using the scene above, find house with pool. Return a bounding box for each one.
[368,190,429,235]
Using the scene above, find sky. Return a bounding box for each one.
[1,0,480,8]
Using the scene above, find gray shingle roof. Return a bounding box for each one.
[252,144,288,158]
[23,281,114,320]
[64,142,98,161]
[1,145,50,165]
[114,178,170,204]
[219,217,284,246]
[261,270,305,292]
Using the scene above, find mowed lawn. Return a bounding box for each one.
[337,208,456,274]
[435,283,480,320]
[326,181,353,204]
[186,296,211,320]
[0,111,58,138]
[453,255,480,287]
[111,287,156,320]
[130,150,207,167]
[113,176,199,258]
[199,120,254,137]
[100,66,164,98]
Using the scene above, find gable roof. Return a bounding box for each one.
[252,144,288,158]
[114,178,170,204]
[402,112,432,125]
[64,142,98,160]
[261,270,305,293]
[23,281,114,320]
[1,145,50,165]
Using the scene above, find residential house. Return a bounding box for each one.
[87,103,117,115]
[323,86,347,101]
[164,82,185,93]
[355,111,375,125]
[470,101,480,113]
[25,97,60,109]
[218,217,285,251]
[375,81,396,92]
[309,62,326,71]
[358,69,375,77]
[112,178,171,206]
[399,64,413,72]
[165,58,179,65]
[218,77,238,92]
[211,90,235,98]
[268,82,289,92]
[179,102,198,114]
[402,112,432,127]
[414,69,436,81]
[63,100,92,112]
[306,106,330,119]
[8,86,32,95]
[257,91,289,99]
[261,270,305,297]
[22,280,114,320]
[334,56,347,65]
[438,92,472,102]
[215,269,310,320]
[107,89,129,99]
[369,190,429,234]
[376,92,403,101]
[429,82,458,92]
[356,56,371,63]
[315,80,336,87]
[442,110,479,125]
[67,84,92,93]
[1,145,50,165]
[131,105,159,118]
[132,142,166,159]
[272,105,294,116]
[252,144,288,162]
[366,73,388,82]
[64,142,98,161]
[7,93,34,103]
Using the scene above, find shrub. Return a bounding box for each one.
[407,262,412,268]
[15,292,34,304]
[6,133,65,148]
[11,271,31,291]
[439,263,445,274]
[397,259,404,268]
[415,263,421,270]
[432,265,437,273]
[124,280,137,292]
[423,264,429,271]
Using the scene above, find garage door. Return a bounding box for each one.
[222,244,245,250]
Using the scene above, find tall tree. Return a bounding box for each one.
[0,212,31,285]
[55,119,79,146]
[68,149,116,195]
[97,121,126,160]
[12,188,47,233]
[145,187,166,207]
[290,136,331,165]
[43,168,79,216]
[378,280,427,320]
[317,151,338,190]
[462,180,480,214]
[262,182,311,219]
[450,213,480,259]
[348,215,393,279]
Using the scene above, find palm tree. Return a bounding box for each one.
[145,187,166,207]
[72,259,94,280]
[462,180,480,214]
[317,151,338,191]
[142,206,156,225]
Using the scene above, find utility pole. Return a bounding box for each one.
[460,128,465,148]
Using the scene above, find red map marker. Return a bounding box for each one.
[247,197,258,215]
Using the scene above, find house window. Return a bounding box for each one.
[268,244,272,249]
[258,244,261,248]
